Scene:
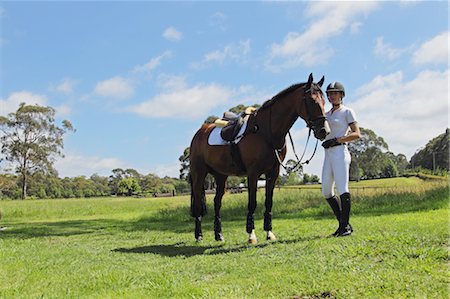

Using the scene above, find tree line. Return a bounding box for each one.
[0,168,190,200]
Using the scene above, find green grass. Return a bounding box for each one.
[0,178,448,298]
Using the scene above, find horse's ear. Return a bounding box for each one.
[308,73,313,84]
[318,76,325,87]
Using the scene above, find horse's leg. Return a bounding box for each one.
[190,167,207,242]
[213,173,227,242]
[264,165,280,241]
[247,173,258,244]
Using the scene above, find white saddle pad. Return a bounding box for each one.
[208,120,248,146]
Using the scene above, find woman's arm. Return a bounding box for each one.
[337,122,360,143]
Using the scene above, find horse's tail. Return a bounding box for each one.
[188,172,207,218]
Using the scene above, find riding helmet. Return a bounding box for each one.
[326,81,345,97]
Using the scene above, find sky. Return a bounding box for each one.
[0,1,448,179]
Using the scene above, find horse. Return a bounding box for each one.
[189,73,330,244]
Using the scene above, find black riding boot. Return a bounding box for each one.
[326,195,341,236]
[337,192,352,237]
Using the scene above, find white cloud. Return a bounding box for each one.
[191,40,251,69]
[133,51,172,73]
[398,0,420,7]
[54,153,126,178]
[266,2,379,71]
[0,91,48,115]
[49,78,77,94]
[156,74,187,91]
[350,22,363,34]
[127,79,233,119]
[55,104,72,118]
[0,91,71,119]
[94,76,134,100]
[210,12,227,31]
[163,27,182,42]
[374,36,409,60]
[352,69,449,158]
[151,162,181,178]
[412,32,449,66]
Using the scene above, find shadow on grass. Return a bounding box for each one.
[1,186,447,240]
[0,219,118,239]
[113,235,323,257]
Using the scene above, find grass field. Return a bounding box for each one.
[0,177,448,298]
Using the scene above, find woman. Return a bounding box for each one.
[321,81,360,237]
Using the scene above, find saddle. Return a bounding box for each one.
[215,107,256,142]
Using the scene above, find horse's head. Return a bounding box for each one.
[300,74,330,141]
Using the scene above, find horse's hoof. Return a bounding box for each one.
[266,231,276,241]
[196,236,203,242]
[215,233,225,242]
[248,230,258,245]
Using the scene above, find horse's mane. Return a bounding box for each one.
[259,82,305,111]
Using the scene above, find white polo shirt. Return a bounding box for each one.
[324,105,357,141]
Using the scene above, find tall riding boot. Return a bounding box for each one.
[326,195,341,236]
[338,192,352,237]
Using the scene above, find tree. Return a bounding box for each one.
[0,103,74,199]
[124,168,141,179]
[108,168,126,195]
[387,152,408,175]
[303,173,320,184]
[179,147,190,180]
[282,159,303,185]
[172,178,190,194]
[226,176,242,188]
[90,174,110,196]
[347,127,404,180]
[140,173,161,194]
[0,174,20,199]
[410,129,449,173]
[118,177,141,196]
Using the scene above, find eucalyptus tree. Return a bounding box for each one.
[347,127,408,179]
[410,129,449,172]
[0,103,74,199]
[179,147,190,180]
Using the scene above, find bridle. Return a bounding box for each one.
[304,84,327,131]
[275,84,327,172]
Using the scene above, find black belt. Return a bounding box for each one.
[329,142,346,148]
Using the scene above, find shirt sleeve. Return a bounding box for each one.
[346,107,357,124]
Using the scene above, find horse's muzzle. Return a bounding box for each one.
[313,119,330,141]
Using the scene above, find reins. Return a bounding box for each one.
[273,84,323,172]
[253,81,324,172]
[275,128,319,172]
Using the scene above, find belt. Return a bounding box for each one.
[329,142,347,148]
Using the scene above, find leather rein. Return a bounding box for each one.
[274,85,325,172]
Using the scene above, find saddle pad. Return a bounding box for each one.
[208,120,248,146]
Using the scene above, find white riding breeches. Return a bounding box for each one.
[321,145,351,198]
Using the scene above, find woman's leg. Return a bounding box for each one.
[332,147,352,236]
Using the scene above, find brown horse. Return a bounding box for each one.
[189,74,330,244]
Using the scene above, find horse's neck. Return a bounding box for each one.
[258,96,299,149]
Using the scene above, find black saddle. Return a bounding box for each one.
[220,112,245,142]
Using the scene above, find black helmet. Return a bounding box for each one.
[326,81,345,97]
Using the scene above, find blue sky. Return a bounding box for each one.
[1,1,448,179]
